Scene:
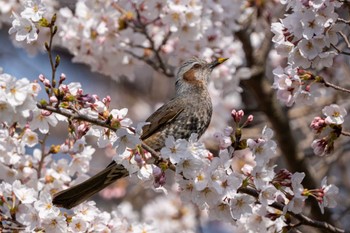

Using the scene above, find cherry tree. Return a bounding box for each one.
[0,0,349,232]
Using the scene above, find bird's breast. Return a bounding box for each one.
[169,95,212,139]
[143,92,212,151]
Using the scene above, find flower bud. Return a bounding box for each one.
[231,109,244,123]
[50,96,58,103]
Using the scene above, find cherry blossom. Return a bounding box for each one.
[230,194,255,219]
[21,0,46,22]
[12,180,37,204]
[9,12,38,43]
[318,177,339,214]
[322,104,347,125]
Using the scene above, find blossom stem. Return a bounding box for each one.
[323,80,350,94]
[46,21,57,96]
[341,131,350,137]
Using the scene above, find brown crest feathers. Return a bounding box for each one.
[183,68,197,82]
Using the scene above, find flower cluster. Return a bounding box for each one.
[310,104,347,156]
[38,72,164,186]
[271,0,342,69]
[0,72,163,232]
[158,110,339,231]
[0,72,41,126]
[213,109,253,150]
[272,66,325,106]
[55,0,245,88]
[8,0,46,43]
[1,179,158,232]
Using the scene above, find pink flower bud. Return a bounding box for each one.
[60,84,69,93]
[38,74,45,82]
[49,96,58,103]
[43,78,51,87]
[60,73,66,82]
[231,109,244,123]
[154,171,166,188]
[103,96,111,107]
[247,115,254,123]
[77,123,89,134]
[310,116,326,132]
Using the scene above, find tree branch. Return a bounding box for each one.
[131,8,174,77]
[36,103,175,171]
[234,11,333,225]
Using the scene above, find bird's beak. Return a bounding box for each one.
[209,57,229,69]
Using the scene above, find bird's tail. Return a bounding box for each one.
[52,162,129,209]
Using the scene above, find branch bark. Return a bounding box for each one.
[36,103,175,171]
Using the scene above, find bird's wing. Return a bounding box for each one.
[141,98,184,140]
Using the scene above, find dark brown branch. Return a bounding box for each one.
[132,8,173,77]
[125,50,173,78]
[235,10,333,225]
[238,187,345,233]
[36,103,175,171]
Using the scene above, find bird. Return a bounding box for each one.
[52,57,228,209]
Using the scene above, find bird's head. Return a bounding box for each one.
[175,57,228,95]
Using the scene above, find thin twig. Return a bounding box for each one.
[338,31,350,49]
[37,133,49,179]
[336,18,350,24]
[46,18,58,94]
[323,80,350,94]
[341,131,350,137]
[331,43,350,56]
[133,8,173,77]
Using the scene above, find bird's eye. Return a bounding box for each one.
[193,63,201,69]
